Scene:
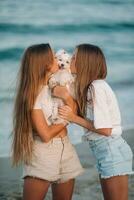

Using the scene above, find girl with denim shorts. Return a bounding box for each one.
[58,44,134,200]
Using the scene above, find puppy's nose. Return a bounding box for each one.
[61,63,64,67]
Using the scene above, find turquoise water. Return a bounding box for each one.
[0,0,134,156]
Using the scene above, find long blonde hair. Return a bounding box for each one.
[75,44,107,117]
[12,43,54,166]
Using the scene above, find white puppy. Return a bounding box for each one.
[48,49,76,124]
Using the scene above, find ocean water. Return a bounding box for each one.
[0,0,134,157]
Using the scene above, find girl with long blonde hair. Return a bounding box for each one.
[58,44,134,200]
[12,43,84,200]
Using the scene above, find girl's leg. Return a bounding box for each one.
[23,176,50,200]
[100,175,128,200]
[51,179,75,200]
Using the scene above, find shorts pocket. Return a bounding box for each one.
[33,140,54,160]
[118,141,133,161]
[94,144,112,163]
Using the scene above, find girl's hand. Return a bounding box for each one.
[52,86,70,100]
[58,105,76,122]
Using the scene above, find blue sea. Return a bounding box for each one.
[0,0,134,157]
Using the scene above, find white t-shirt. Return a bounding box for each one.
[83,79,122,141]
[33,85,53,125]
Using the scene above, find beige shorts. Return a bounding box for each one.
[23,135,84,183]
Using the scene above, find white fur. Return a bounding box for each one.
[48,49,76,124]
[56,49,71,71]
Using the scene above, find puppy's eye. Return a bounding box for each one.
[66,61,69,63]
[59,59,62,61]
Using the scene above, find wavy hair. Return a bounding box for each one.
[75,44,107,117]
[12,43,54,166]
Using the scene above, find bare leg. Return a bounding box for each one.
[23,176,50,200]
[100,175,128,200]
[52,179,75,200]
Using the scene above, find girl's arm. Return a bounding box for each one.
[59,106,112,136]
[31,109,67,143]
[52,86,77,113]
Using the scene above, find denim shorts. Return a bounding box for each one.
[89,136,134,179]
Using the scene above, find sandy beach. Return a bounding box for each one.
[0,129,134,200]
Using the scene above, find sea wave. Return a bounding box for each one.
[0,22,134,34]
[0,47,23,61]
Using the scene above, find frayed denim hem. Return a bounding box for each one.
[100,171,134,179]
